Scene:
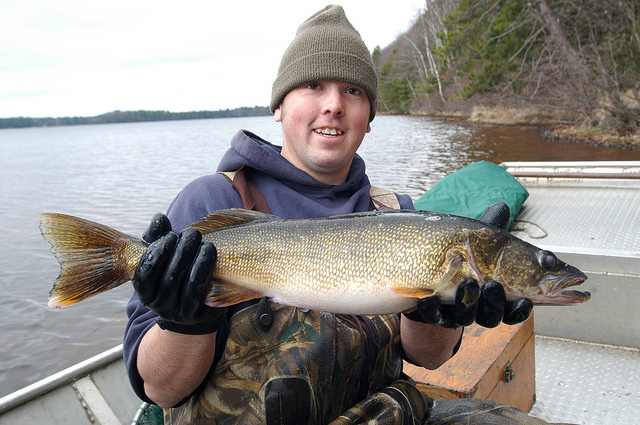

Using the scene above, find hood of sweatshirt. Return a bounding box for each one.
[213,130,377,219]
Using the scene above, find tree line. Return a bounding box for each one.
[375,0,640,131]
[0,106,271,129]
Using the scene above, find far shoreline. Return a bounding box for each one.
[5,106,639,151]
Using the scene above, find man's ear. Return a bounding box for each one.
[274,107,282,122]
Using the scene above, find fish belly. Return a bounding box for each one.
[267,285,418,315]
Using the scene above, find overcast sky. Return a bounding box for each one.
[0,0,424,118]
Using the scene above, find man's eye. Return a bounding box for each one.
[307,83,320,90]
[347,87,361,95]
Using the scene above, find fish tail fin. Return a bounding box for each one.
[39,213,147,308]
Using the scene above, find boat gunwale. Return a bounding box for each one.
[0,344,123,415]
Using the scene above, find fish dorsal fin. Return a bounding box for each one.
[188,208,282,233]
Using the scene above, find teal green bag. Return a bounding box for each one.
[413,161,528,229]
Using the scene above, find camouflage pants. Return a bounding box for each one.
[330,380,431,425]
[330,382,554,425]
[164,303,404,424]
[164,302,553,425]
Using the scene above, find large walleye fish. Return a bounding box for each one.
[40,209,590,313]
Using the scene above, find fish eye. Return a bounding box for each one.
[538,250,558,269]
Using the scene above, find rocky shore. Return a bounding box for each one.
[542,124,640,151]
[417,105,640,151]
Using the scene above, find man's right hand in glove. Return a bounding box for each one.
[133,213,226,335]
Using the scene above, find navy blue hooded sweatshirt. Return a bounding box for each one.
[123,129,414,403]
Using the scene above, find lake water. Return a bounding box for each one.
[1,115,639,398]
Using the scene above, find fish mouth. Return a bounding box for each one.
[531,272,591,306]
[538,288,591,306]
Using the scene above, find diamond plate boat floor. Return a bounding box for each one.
[529,336,640,425]
[502,162,640,348]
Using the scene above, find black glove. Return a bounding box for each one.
[403,202,533,329]
[476,202,533,326]
[478,201,511,230]
[133,213,225,335]
[405,279,533,329]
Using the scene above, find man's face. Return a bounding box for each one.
[274,80,371,185]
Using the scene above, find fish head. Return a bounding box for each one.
[493,237,590,306]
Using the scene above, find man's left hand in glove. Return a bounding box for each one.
[403,202,533,330]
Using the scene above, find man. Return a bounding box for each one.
[124,5,538,424]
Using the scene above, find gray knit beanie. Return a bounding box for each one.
[270,5,378,122]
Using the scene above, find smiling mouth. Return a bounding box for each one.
[314,128,344,136]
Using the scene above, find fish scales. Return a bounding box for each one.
[199,213,488,313]
[40,209,590,312]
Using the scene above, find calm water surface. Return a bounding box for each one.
[1,115,639,397]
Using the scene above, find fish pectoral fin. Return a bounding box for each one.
[388,249,467,301]
[206,281,263,307]
[389,286,436,299]
[431,249,466,294]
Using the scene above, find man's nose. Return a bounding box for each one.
[322,87,344,116]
